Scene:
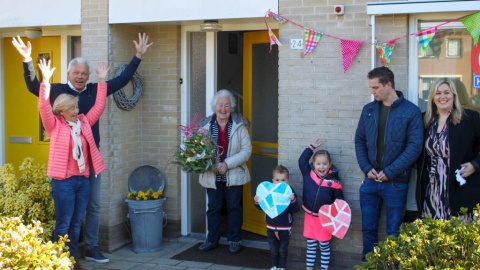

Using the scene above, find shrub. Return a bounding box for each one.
[0,157,55,241]
[356,208,480,269]
[0,216,73,269]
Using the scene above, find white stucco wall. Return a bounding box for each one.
[109,0,278,24]
[0,0,81,27]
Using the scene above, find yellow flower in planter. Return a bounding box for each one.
[127,189,163,201]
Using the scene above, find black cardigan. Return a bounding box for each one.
[416,109,480,216]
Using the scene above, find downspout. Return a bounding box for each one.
[370,15,376,69]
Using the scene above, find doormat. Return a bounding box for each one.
[171,243,271,268]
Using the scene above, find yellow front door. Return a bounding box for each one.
[4,36,61,168]
[242,30,279,236]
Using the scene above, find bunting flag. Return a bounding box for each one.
[340,39,364,73]
[376,40,397,67]
[460,12,480,45]
[304,28,323,56]
[428,31,446,58]
[416,27,437,54]
[267,24,282,53]
[268,11,287,24]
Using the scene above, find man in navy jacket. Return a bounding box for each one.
[12,33,153,264]
[354,67,423,261]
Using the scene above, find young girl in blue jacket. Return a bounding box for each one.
[299,138,344,270]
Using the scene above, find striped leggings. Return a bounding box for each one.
[306,238,330,270]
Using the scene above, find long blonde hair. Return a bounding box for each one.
[423,78,463,128]
[52,94,78,116]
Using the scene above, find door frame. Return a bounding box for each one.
[179,22,271,236]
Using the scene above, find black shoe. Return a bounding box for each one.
[198,241,219,252]
[229,241,241,254]
[403,210,419,223]
[85,246,109,263]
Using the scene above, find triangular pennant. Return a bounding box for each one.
[428,31,446,59]
[268,11,288,24]
[375,40,397,67]
[460,12,480,45]
[304,28,323,56]
[340,39,364,73]
[416,27,437,54]
[266,23,282,53]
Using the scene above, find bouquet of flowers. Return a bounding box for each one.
[173,124,219,174]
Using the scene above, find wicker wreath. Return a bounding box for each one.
[113,64,143,111]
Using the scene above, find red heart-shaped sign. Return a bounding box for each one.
[318,199,351,239]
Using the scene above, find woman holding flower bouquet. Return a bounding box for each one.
[198,89,252,254]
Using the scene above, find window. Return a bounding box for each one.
[413,18,479,113]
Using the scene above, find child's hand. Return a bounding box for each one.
[288,194,295,201]
[254,195,259,203]
[312,137,323,148]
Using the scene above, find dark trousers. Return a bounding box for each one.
[267,229,291,268]
[206,181,243,243]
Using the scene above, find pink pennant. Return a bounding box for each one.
[340,39,364,73]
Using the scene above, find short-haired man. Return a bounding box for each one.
[354,66,423,261]
[12,33,153,264]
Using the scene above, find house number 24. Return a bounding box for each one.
[290,39,303,50]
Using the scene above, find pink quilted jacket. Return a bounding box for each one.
[39,82,106,180]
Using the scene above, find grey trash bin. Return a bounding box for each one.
[126,165,166,253]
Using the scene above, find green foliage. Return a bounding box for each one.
[356,208,480,269]
[173,126,219,173]
[0,157,55,241]
[0,216,73,269]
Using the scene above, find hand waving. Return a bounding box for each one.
[312,137,323,148]
[37,58,55,84]
[133,33,153,59]
[95,62,110,82]
[12,36,32,62]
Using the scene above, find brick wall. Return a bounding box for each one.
[81,0,181,251]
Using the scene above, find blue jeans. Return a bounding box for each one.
[267,229,290,268]
[84,171,101,250]
[206,181,243,243]
[359,178,408,261]
[52,176,90,260]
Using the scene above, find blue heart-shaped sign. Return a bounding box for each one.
[256,181,293,219]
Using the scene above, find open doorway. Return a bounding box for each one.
[186,29,279,243]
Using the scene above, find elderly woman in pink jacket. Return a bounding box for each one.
[37,59,109,270]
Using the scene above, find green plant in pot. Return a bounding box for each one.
[356,207,480,269]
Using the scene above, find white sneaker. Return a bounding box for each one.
[271,267,278,270]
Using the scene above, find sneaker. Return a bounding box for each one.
[229,241,241,254]
[198,241,219,252]
[85,247,109,263]
[271,267,278,270]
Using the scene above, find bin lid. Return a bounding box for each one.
[128,165,165,193]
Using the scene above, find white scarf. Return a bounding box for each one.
[67,120,85,173]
